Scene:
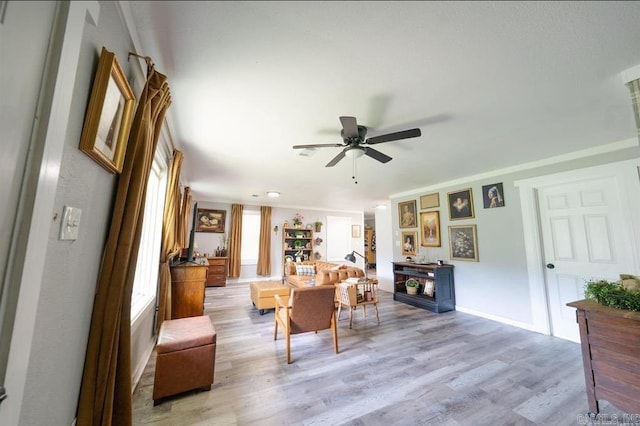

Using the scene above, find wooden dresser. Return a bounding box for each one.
[205,257,228,287]
[566,299,640,416]
[170,264,208,319]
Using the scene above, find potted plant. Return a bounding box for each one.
[293,213,304,229]
[314,220,323,232]
[583,277,640,311]
[405,278,419,295]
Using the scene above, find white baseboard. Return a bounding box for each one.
[455,305,546,335]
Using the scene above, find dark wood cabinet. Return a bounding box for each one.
[206,257,228,287]
[392,262,455,313]
[170,264,208,319]
[566,299,640,416]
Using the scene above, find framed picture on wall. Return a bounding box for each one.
[420,192,440,209]
[420,211,441,247]
[401,231,418,256]
[352,225,361,238]
[447,188,474,220]
[78,47,135,174]
[448,224,478,261]
[398,200,417,228]
[482,182,505,208]
[196,208,226,233]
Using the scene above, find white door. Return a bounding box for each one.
[538,175,635,342]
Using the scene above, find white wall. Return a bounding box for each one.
[390,141,640,328]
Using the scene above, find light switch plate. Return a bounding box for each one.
[60,206,82,240]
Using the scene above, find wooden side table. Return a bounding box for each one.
[336,279,380,329]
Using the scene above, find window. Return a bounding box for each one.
[130,157,167,322]
[326,215,352,262]
[240,209,261,265]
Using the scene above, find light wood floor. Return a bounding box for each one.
[133,280,621,425]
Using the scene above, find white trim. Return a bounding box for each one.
[391,138,637,199]
[514,158,640,340]
[2,2,100,424]
[455,306,542,334]
[621,64,640,85]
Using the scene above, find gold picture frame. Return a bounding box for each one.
[447,188,475,220]
[79,47,135,174]
[352,225,361,238]
[420,192,440,209]
[448,224,479,262]
[420,211,441,247]
[196,208,226,233]
[398,200,417,228]
[401,231,417,256]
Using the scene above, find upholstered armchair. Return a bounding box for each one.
[273,286,338,364]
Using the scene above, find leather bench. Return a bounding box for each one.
[250,281,291,315]
[153,315,216,405]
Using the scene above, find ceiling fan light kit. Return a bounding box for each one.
[292,116,422,178]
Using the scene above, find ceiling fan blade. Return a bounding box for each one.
[325,150,346,167]
[365,128,421,145]
[364,147,392,163]
[293,143,344,149]
[339,116,359,139]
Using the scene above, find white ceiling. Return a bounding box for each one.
[127,1,640,216]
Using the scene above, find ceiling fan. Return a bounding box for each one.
[293,116,422,167]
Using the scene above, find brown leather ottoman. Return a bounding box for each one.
[153,315,216,405]
[250,281,291,315]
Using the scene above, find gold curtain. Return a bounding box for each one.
[77,67,171,426]
[228,204,243,277]
[177,186,191,248]
[156,150,183,333]
[257,206,271,276]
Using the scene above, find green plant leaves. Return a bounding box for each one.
[584,279,640,312]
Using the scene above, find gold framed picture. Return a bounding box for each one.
[448,224,479,261]
[420,211,441,247]
[352,225,361,238]
[420,192,440,209]
[79,47,135,174]
[196,208,226,233]
[447,188,475,220]
[401,231,418,256]
[398,200,417,228]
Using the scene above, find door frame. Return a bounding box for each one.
[515,158,640,336]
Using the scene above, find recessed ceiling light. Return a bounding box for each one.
[375,204,387,209]
[267,191,280,198]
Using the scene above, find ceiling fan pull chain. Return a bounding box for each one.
[352,156,358,184]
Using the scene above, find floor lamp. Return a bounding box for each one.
[345,250,368,281]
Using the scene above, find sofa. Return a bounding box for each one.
[285,260,365,288]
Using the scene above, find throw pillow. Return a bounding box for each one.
[296,264,315,276]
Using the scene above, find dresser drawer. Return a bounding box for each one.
[208,265,226,274]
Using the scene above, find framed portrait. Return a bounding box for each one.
[448,224,478,262]
[79,47,135,174]
[398,200,417,228]
[447,188,475,220]
[196,208,226,233]
[420,211,441,247]
[420,192,440,209]
[352,224,361,238]
[482,182,505,208]
[401,231,418,256]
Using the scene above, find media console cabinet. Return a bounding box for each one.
[392,262,455,313]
